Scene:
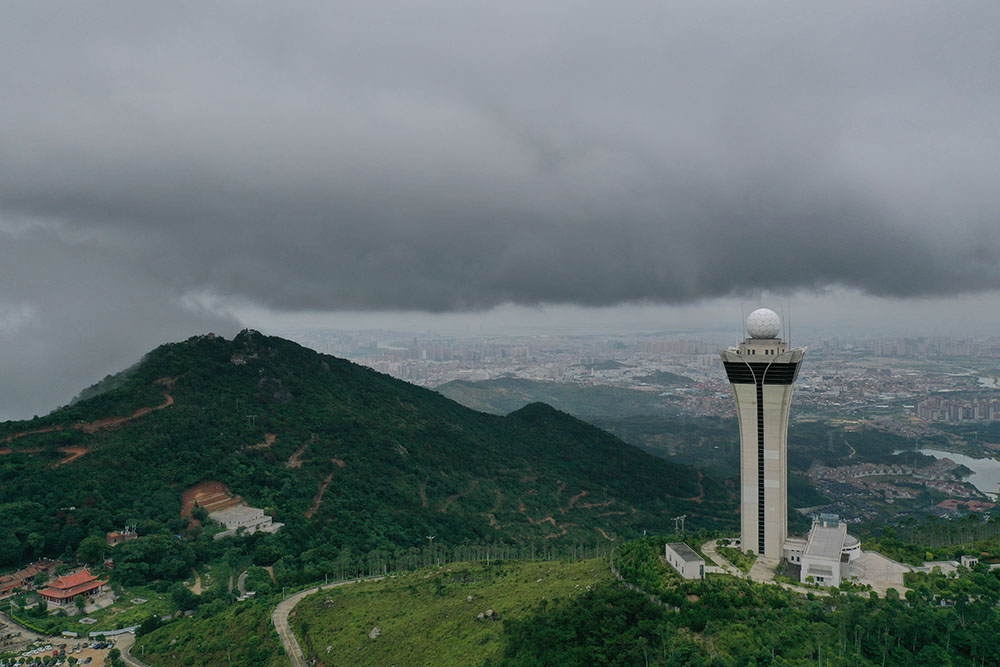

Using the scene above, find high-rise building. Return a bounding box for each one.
[720,308,806,558]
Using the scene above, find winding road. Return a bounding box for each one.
[271,577,383,666]
[117,632,153,667]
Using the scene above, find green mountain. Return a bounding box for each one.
[435,377,680,419]
[633,370,695,387]
[0,331,734,570]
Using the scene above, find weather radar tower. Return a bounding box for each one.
[721,308,806,559]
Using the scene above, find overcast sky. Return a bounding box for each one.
[2,2,999,419]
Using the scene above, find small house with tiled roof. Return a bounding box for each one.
[38,569,107,606]
[106,530,138,546]
[0,559,60,599]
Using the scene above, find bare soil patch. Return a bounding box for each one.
[188,568,203,595]
[181,481,242,527]
[1,377,176,446]
[0,426,63,444]
[438,479,479,513]
[287,443,308,468]
[249,433,277,450]
[305,469,336,518]
[580,499,615,510]
[545,525,569,539]
[53,446,89,467]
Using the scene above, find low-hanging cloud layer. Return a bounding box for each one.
[1,1,999,417]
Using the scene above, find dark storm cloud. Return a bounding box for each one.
[1,2,999,414]
[0,224,238,419]
[3,1,1000,311]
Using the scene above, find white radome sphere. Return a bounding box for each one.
[746,308,781,339]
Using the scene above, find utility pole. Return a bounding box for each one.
[247,414,256,428]
[673,515,687,535]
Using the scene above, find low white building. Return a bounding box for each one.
[783,514,860,587]
[210,505,283,540]
[665,543,705,579]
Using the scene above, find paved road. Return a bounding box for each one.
[701,539,746,578]
[0,610,46,643]
[117,632,154,667]
[702,540,831,596]
[237,570,249,596]
[272,577,382,667]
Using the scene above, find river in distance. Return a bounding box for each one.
[918,448,1000,499]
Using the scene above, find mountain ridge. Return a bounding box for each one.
[0,331,735,570]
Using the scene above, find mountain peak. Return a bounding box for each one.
[0,332,735,571]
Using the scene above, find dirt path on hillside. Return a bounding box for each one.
[546,522,575,539]
[0,445,94,468]
[438,480,479,512]
[554,481,567,504]
[286,443,308,468]
[674,470,706,503]
[250,433,277,450]
[305,470,335,518]
[564,490,587,513]
[0,377,177,468]
[517,489,537,513]
[580,496,615,509]
[53,446,89,467]
[0,447,41,455]
[78,377,175,433]
[188,569,203,595]
[0,426,64,444]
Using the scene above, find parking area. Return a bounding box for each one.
[4,638,117,665]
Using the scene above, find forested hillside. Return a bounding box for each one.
[0,331,735,574]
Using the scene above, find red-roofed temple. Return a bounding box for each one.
[38,569,107,606]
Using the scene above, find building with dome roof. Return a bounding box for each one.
[720,308,805,559]
[720,308,860,585]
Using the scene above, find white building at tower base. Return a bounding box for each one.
[783,514,861,587]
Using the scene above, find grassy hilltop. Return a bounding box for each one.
[289,559,612,667]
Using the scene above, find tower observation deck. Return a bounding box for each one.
[720,308,806,558]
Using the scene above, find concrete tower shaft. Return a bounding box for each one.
[720,330,806,558]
